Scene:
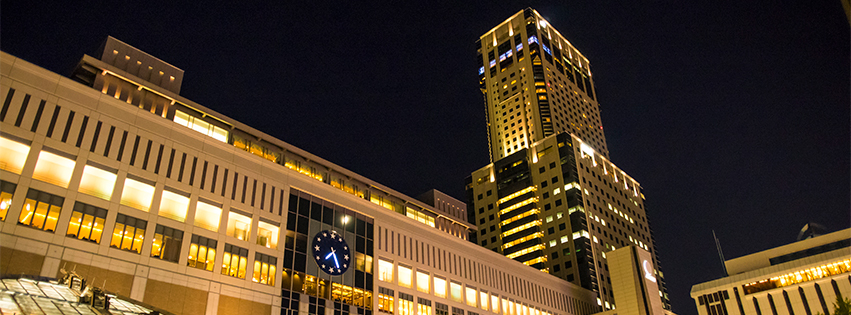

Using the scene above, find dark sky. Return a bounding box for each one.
[2,1,848,314]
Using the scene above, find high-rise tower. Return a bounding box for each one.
[467,9,670,312]
[476,9,608,162]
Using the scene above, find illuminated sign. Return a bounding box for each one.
[643,260,657,283]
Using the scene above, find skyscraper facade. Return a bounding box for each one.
[476,9,608,162]
[467,9,670,312]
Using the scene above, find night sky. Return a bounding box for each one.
[2,2,848,314]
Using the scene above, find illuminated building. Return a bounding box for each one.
[690,228,851,315]
[468,9,670,312]
[476,9,607,162]
[0,37,599,314]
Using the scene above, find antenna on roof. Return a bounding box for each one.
[713,230,728,277]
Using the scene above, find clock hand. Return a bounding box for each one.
[324,247,336,260]
[331,252,340,268]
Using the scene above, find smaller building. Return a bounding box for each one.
[690,228,851,315]
[593,245,672,315]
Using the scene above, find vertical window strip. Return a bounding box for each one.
[178,153,187,182]
[75,116,89,147]
[241,176,247,203]
[278,188,284,215]
[142,140,152,170]
[129,135,140,166]
[0,88,15,121]
[221,169,229,197]
[231,172,238,200]
[117,131,128,161]
[89,121,102,152]
[154,144,164,174]
[30,100,46,132]
[211,165,219,193]
[61,111,76,143]
[251,179,257,207]
[189,157,197,186]
[200,161,209,189]
[13,94,30,127]
[261,183,266,210]
[46,105,61,137]
[166,149,176,178]
[798,287,812,315]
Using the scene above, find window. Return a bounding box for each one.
[434,277,447,299]
[436,303,449,315]
[120,178,154,211]
[417,270,430,293]
[257,221,279,249]
[491,295,500,314]
[450,281,463,302]
[418,298,432,315]
[466,286,478,307]
[18,189,63,232]
[226,211,252,241]
[378,287,395,314]
[158,190,189,222]
[151,224,183,263]
[253,252,277,286]
[110,214,146,253]
[173,110,228,142]
[188,234,217,271]
[398,264,413,288]
[379,259,394,282]
[66,202,107,243]
[194,201,222,231]
[32,150,75,188]
[480,291,489,311]
[0,136,30,174]
[222,243,249,279]
[399,293,414,315]
[0,181,17,221]
[78,165,116,200]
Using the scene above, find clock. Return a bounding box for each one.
[312,230,351,275]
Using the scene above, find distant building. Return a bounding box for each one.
[468,8,670,312]
[690,228,851,315]
[594,245,675,315]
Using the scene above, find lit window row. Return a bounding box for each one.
[173,110,228,142]
[501,232,543,250]
[498,197,538,215]
[497,186,536,205]
[742,258,851,295]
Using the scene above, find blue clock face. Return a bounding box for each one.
[312,230,350,275]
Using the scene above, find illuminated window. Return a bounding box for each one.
[491,295,500,313]
[120,178,154,211]
[226,211,251,241]
[222,243,249,279]
[78,165,116,200]
[66,202,106,243]
[416,270,430,293]
[418,297,432,315]
[18,189,63,232]
[151,224,183,263]
[252,252,277,286]
[193,201,221,231]
[480,291,489,311]
[434,276,447,299]
[406,207,436,227]
[187,234,217,271]
[466,286,478,307]
[256,221,279,249]
[0,136,29,174]
[378,287,395,314]
[398,293,415,315]
[398,264,413,288]
[158,190,189,222]
[379,259,394,282]
[0,181,17,221]
[32,150,75,188]
[450,281,463,303]
[173,110,228,142]
[356,252,374,273]
[110,214,146,253]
